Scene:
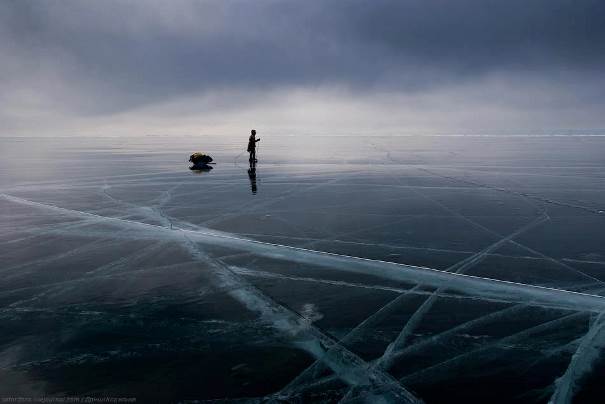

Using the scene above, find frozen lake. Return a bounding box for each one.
[2,135,605,403]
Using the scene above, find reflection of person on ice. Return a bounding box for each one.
[247,129,260,163]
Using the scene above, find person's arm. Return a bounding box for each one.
[256,138,261,142]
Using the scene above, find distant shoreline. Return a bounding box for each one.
[3,133,605,139]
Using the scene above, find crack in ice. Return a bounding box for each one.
[3,193,605,314]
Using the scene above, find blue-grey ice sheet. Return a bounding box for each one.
[1,135,605,403]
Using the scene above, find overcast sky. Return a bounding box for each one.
[1,0,604,136]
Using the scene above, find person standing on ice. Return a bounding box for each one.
[247,129,260,163]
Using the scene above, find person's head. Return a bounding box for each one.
[251,129,256,136]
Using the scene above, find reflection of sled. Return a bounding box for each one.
[189,163,213,171]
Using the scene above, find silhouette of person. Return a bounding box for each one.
[247,129,260,163]
[247,166,257,194]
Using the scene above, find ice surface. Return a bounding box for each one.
[1,135,605,402]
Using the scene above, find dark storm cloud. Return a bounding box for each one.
[351,0,605,70]
[1,0,604,135]
[2,0,604,112]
